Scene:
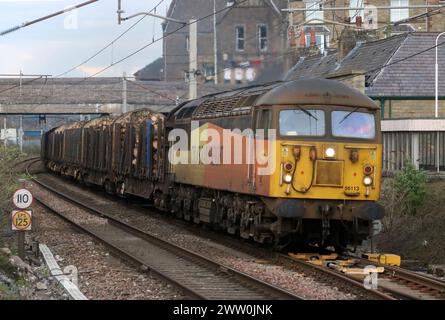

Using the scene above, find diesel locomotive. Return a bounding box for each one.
[41,78,385,250]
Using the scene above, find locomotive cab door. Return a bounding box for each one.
[250,108,272,192]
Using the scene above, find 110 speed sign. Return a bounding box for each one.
[12,188,33,209]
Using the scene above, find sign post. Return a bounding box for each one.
[11,188,33,259]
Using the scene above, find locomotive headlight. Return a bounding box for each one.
[283,174,293,184]
[325,147,336,158]
[363,176,373,186]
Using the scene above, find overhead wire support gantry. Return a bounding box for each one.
[117,0,186,25]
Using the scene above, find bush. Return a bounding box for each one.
[0,146,24,248]
[393,161,428,216]
[377,177,445,264]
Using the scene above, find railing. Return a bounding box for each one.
[382,122,445,172]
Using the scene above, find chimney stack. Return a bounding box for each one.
[299,29,306,48]
[356,16,363,28]
[310,27,316,48]
[289,29,296,47]
[338,27,357,60]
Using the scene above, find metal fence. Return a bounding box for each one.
[382,131,445,172]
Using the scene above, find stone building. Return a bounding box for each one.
[287,0,445,54]
[136,0,288,85]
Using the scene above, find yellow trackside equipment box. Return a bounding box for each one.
[363,253,401,267]
[288,253,338,261]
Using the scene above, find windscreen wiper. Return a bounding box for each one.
[295,105,318,121]
[339,107,361,124]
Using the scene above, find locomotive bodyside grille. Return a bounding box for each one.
[314,160,344,187]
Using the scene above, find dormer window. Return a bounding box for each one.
[349,0,364,23]
[391,0,409,22]
[305,0,323,23]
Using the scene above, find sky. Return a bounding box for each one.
[0,0,172,77]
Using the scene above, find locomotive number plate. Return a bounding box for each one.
[344,186,360,192]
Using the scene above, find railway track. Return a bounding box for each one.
[283,253,445,300]
[26,160,303,300]
[162,219,398,300]
[26,160,445,300]
[14,156,41,172]
[351,256,445,299]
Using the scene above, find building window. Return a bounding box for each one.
[305,0,323,23]
[246,68,256,82]
[203,64,215,83]
[235,26,245,51]
[349,0,364,22]
[391,0,409,22]
[235,68,243,84]
[305,34,327,53]
[258,25,268,51]
[224,68,232,83]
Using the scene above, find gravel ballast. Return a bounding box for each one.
[29,173,361,300]
[28,183,185,300]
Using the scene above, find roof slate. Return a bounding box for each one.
[368,33,445,97]
[134,57,163,81]
[284,53,338,79]
[0,78,235,112]
[285,33,445,97]
[340,34,407,86]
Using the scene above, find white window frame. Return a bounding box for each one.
[391,0,409,23]
[235,25,245,52]
[349,0,364,22]
[258,24,268,52]
[305,0,324,23]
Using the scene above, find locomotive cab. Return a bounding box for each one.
[254,80,384,249]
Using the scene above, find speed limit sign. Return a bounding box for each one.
[11,210,32,231]
[12,188,33,209]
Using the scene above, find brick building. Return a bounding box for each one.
[136,0,288,85]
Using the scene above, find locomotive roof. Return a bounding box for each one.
[256,78,378,109]
[171,79,378,121]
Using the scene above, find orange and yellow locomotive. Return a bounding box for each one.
[42,79,384,250]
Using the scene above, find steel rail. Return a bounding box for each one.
[26,160,395,300]
[280,254,396,300]
[354,257,445,299]
[27,161,304,300]
[28,161,444,300]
